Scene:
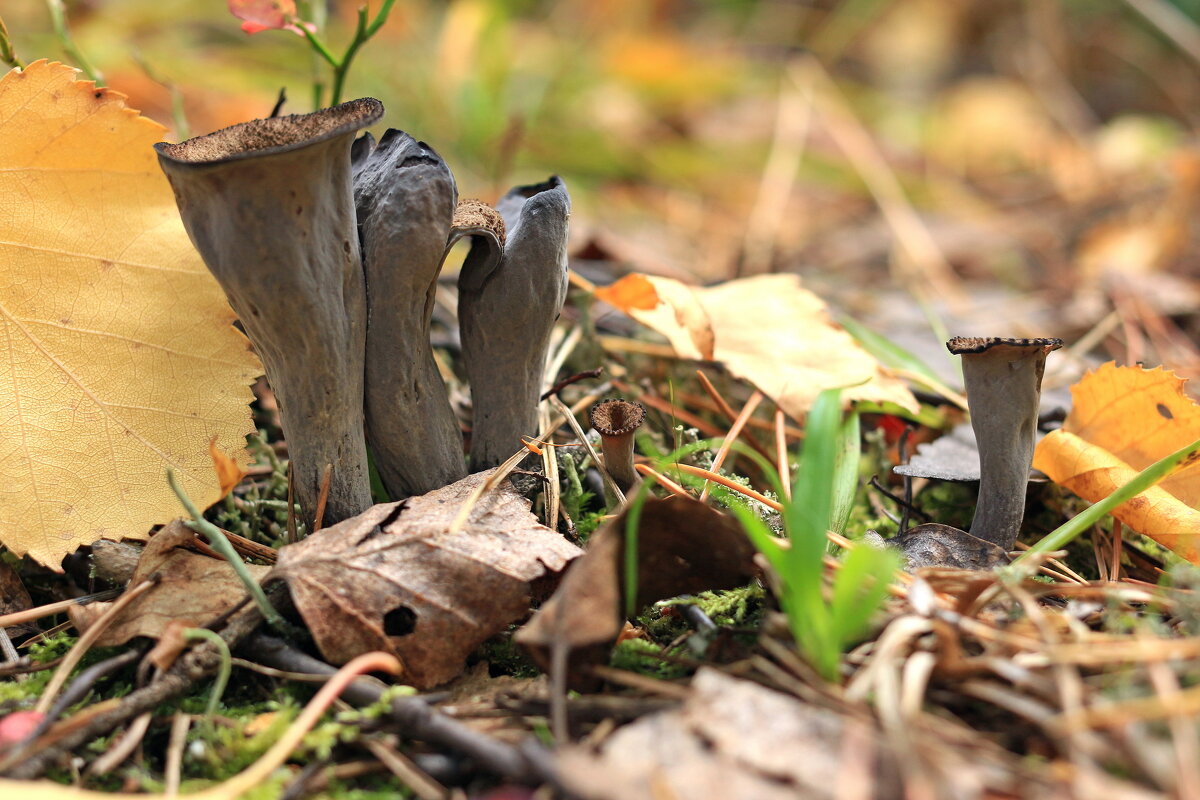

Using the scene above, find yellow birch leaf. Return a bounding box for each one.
[623,274,715,361]
[1032,363,1200,562]
[601,272,918,416]
[0,61,261,568]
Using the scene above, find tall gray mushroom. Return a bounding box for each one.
[457,177,571,469]
[155,99,383,528]
[948,336,1063,550]
[351,131,467,498]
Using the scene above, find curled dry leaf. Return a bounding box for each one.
[555,668,898,800]
[595,273,918,416]
[268,469,582,689]
[1033,363,1200,562]
[515,496,757,689]
[70,520,269,647]
[0,61,261,568]
[888,523,1009,572]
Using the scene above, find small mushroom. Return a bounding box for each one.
[588,399,646,499]
[458,177,571,469]
[155,99,383,529]
[947,336,1063,551]
[351,130,467,499]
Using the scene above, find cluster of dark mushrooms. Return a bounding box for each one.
[154,98,1062,569]
[155,98,571,530]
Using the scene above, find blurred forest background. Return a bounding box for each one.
[7,0,1200,381]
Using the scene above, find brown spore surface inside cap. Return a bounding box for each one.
[589,399,646,436]
[452,199,506,247]
[157,98,384,164]
[946,337,1064,355]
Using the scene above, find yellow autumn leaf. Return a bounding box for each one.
[0,61,261,567]
[1032,363,1200,562]
[600,272,918,416]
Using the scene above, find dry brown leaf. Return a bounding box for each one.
[0,560,34,637]
[0,61,261,568]
[0,560,31,617]
[556,668,895,800]
[889,523,1009,572]
[1033,363,1200,562]
[434,662,547,743]
[515,496,757,688]
[600,273,917,416]
[70,520,269,646]
[268,469,582,689]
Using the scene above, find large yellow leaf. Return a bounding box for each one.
[1032,363,1200,562]
[596,273,918,416]
[0,61,260,567]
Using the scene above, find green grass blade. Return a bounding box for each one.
[829,545,899,647]
[839,316,941,383]
[829,408,861,537]
[785,389,841,578]
[727,501,786,568]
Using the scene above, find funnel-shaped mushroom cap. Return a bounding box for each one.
[589,399,646,495]
[157,99,383,166]
[946,336,1062,550]
[451,199,506,289]
[155,99,383,530]
[946,337,1063,360]
[459,177,571,470]
[588,399,647,437]
[350,129,467,499]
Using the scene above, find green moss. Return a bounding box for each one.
[661,584,764,627]
[609,638,690,680]
[478,628,541,679]
[0,633,131,708]
[573,509,607,542]
[311,777,414,800]
[915,481,977,532]
[180,699,301,783]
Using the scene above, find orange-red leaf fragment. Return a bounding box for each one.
[594,273,660,311]
[1032,363,1200,562]
[209,436,247,499]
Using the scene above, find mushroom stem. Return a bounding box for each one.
[948,337,1062,551]
[589,400,646,503]
[458,177,571,469]
[156,99,383,529]
[351,131,467,498]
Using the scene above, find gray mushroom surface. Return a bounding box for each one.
[352,130,467,499]
[458,177,571,469]
[948,336,1063,551]
[156,99,383,528]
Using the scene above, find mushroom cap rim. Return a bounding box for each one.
[588,399,647,436]
[946,336,1063,355]
[154,98,385,168]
